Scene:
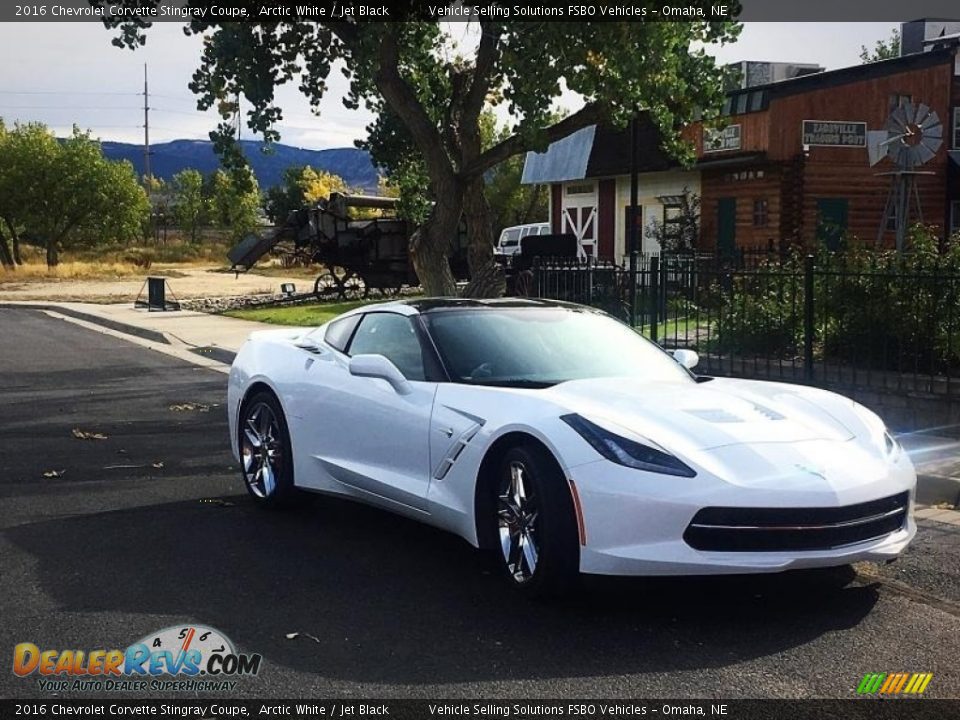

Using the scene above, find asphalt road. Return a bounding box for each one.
[1,307,959,700]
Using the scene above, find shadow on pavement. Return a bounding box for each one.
[4,492,880,685]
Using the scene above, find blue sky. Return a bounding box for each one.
[0,22,902,150]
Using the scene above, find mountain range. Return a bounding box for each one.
[99,139,380,192]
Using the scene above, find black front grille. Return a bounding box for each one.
[683,491,909,552]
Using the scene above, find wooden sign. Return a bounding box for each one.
[802,120,867,147]
[704,124,742,153]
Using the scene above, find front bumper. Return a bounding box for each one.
[569,441,917,576]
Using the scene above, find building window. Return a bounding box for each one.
[953,107,960,149]
[565,183,594,196]
[889,93,912,113]
[753,198,769,227]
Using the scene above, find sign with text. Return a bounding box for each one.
[802,120,867,147]
[704,124,742,153]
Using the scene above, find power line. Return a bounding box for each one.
[0,90,140,97]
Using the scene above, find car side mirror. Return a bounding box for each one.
[673,349,699,370]
[348,354,412,395]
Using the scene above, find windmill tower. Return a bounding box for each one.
[869,102,944,250]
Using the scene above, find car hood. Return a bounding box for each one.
[544,376,857,452]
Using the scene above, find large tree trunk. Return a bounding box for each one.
[46,241,59,268]
[410,196,460,297]
[461,176,505,299]
[0,233,13,269]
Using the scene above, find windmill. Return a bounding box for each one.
[868,102,944,250]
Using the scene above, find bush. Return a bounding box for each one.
[715,227,960,374]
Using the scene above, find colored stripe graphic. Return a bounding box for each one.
[857,673,886,694]
[858,672,933,695]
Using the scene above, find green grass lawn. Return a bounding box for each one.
[223,300,379,326]
[637,317,712,343]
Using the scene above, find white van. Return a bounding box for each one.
[495,222,551,258]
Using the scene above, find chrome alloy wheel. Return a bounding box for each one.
[498,460,540,583]
[241,402,283,499]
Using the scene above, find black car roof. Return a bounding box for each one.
[401,297,589,313]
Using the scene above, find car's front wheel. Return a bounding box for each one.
[239,391,295,508]
[493,445,579,598]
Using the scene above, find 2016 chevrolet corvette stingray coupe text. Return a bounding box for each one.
[227,299,916,596]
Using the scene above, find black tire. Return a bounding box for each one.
[491,444,580,598]
[238,391,296,508]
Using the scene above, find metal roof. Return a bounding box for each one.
[521,125,595,185]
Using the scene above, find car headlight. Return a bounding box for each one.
[561,414,696,477]
[884,429,901,459]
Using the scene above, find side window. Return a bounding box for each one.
[324,315,361,353]
[347,313,425,381]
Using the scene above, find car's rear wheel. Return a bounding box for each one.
[493,445,579,598]
[239,392,295,508]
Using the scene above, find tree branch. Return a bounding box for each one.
[373,31,456,187]
[462,102,604,178]
[462,20,501,126]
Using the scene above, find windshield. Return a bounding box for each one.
[424,307,694,388]
[499,228,521,247]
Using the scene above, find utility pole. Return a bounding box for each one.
[143,63,151,184]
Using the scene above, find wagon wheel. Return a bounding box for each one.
[313,272,339,301]
[341,273,369,300]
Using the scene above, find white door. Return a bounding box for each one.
[301,312,436,512]
[561,184,598,258]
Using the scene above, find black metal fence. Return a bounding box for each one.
[531,253,960,398]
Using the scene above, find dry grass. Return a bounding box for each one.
[1,261,153,282]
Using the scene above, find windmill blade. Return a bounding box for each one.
[867,130,888,166]
[920,134,943,154]
[913,103,931,127]
[920,110,942,132]
[922,123,943,139]
[915,142,937,164]
[902,102,917,125]
[885,106,909,133]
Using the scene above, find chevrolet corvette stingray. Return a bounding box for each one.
[227,299,916,596]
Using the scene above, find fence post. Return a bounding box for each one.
[650,255,660,344]
[659,255,668,325]
[803,254,815,383]
[629,250,638,327]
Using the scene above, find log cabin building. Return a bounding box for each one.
[521,19,960,261]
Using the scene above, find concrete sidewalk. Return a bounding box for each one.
[2,300,278,360]
[5,299,960,507]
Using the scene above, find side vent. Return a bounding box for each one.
[433,423,482,480]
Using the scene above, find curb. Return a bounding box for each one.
[915,472,960,507]
[3,303,170,345]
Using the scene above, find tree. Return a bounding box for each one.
[263,166,350,224]
[208,168,261,241]
[99,8,741,296]
[860,28,900,63]
[0,121,149,267]
[171,169,208,243]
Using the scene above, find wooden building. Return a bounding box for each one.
[522,20,960,260]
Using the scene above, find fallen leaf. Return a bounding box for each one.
[151,462,164,469]
[169,403,211,413]
[72,428,108,440]
[42,469,66,478]
[933,501,955,510]
[285,632,320,643]
[199,498,235,507]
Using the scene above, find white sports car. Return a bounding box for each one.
[227,299,916,596]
